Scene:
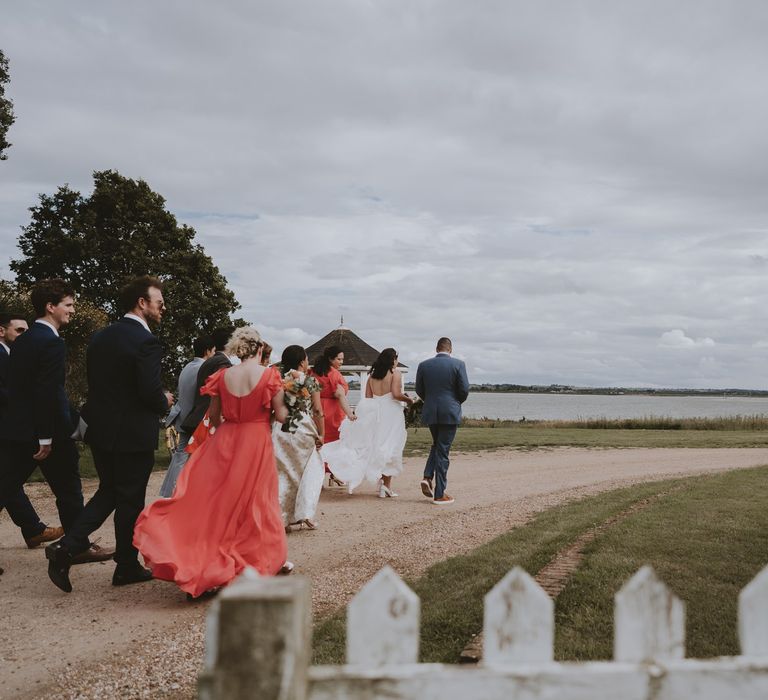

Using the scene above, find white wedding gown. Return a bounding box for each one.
[321,393,407,493]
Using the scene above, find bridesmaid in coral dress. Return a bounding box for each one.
[309,345,356,485]
[134,327,289,599]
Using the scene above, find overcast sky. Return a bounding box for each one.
[2,1,767,388]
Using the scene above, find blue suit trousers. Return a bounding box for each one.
[423,424,458,499]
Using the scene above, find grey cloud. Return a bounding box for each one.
[2,1,768,387]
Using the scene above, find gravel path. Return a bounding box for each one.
[2,446,767,699]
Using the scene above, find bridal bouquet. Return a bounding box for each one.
[404,397,424,429]
[281,369,320,433]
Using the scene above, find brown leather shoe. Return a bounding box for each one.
[432,493,455,505]
[25,526,64,549]
[71,543,115,565]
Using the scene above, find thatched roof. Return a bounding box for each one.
[306,327,407,369]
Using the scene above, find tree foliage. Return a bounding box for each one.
[0,49,16,160]
[1,280,108,406]
[10,170,241,384]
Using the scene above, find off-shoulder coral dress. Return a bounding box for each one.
[133,367,287,597]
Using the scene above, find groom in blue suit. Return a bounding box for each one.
[415,337,469,505]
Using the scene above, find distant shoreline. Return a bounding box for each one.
[399,384,768,398]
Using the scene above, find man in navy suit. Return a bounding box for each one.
[0,281,86,556]
[46,276,173,592]
[0,311,64,550]
[415,337,470,505]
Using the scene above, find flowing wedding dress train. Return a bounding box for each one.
[321,393,406,493]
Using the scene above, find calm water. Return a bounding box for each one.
[348,391,768,421]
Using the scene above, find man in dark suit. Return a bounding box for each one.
[46,276,173,592]
[0,311,64,550]
[415,337,470,505]
[0,282,86,559]
[180,326,234,435]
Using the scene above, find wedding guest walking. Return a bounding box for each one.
[310,345,356,486]
[415,337,469,505]
[0,282,90,568]
[273,345,325,530]
[181,326,234,435]
[159,335,215,497]
[45,276,173,592]
[322,348,412,497]
[134,327,291,599]
[0,311,64,548]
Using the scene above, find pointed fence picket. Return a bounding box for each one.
[199,564,768,700]
[614,565,685,663]
[347,565,420,666]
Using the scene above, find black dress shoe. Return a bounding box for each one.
[45,542,73,593]
[112,565,153,587]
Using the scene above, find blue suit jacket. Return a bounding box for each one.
[82,317,168,452]
[0,321,77,443]
[415,353,470,426]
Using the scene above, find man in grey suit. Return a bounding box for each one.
[415,337,470,505]
[158,335,214,497]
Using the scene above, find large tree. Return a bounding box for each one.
[0,49,15,159]
[11,170,241,383]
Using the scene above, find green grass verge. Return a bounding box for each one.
[404,425,768,455]
[464,415,768,430]
[555,465,768,659]
[28,422,768,483]
[313,466,768,664]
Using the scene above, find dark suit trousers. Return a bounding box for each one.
[61,447,154,566]
[0,439,83,532]
[5,488,45,539]
[424,424,458,499]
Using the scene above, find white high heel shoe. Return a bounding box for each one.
[378,482,398,498]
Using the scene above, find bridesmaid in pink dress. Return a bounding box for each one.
[134,327,289,599]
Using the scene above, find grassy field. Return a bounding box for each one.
[404,423,768,455]
[313,465,768,664]
[25,417,768,482]
[463,415,768,430]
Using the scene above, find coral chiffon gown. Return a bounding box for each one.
[134,367,287,597]
[312,367,348,444]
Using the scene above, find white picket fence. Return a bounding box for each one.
[198,564,768,699]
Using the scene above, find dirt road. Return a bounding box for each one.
[2,447,766,699]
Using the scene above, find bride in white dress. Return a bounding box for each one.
[321,348,413,497]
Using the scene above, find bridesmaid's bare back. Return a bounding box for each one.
[223,362,268,397]
[368,370,395,396]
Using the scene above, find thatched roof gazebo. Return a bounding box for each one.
[306,319,407,393]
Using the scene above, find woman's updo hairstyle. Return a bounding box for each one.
[312,344,343,376]
[281,345,307,372]
[369,348,398,380]
[224,326,263,360]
